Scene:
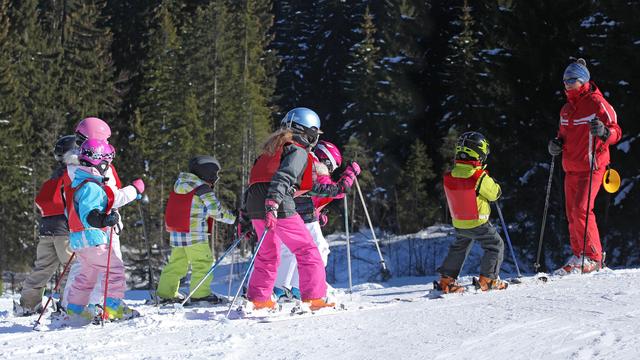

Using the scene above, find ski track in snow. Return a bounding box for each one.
[2,269,640,360]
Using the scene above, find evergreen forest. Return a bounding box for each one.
[1,0,639,285]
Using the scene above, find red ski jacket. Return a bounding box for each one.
[557,81,621,172]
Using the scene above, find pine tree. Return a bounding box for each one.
[0,0,66,270]
[128,1,184,249]
[396,140,437,233]
[0,0,29,272]
[271,1,321,112]
[59,0,119,129]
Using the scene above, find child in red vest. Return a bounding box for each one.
[244,107,334,311]
[64,139,138,323]
[156,156,235,303]
[273,140,359,300]
[438,132,507,293]
[14,136,76,316]
[62,117,143,309]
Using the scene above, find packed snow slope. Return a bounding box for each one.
[2,267,640,360]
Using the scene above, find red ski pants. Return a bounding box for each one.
[564,168,605,262]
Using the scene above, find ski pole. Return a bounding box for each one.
[137,195,156,306]
[228,224,241,297]
[581,134,597,274]
[101,224,119,326]
[354,177,391,280]
[32,252,76,330]
[181,234,243,306]
[343,195,353,294]
[534,156,555,273]
[225,228,269,318]
[495,201,522,278]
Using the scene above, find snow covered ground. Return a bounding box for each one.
[2,267,640,360]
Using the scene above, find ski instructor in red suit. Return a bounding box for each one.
[548,58,622,275]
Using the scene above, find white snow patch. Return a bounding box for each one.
[614,178,636,206]
[617,134,639,154]
[3,268,640,359]
[384,56,405,63]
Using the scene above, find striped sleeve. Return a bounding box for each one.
[595,98,622,145]
[200,191,236,224]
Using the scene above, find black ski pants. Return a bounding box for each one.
[438,222,504,279]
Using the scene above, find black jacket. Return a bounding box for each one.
[246,144,310,219]
[296,181,344,223]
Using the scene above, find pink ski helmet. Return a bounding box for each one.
[75,117,111,146]
[314,140,342,173]
[79,139,115,174]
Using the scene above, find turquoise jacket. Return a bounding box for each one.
[69,169,111,250]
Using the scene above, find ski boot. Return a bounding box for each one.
[553,255,580,275]
[190,293,227,305]
[554,255,602,275]
[50,303,95,327]
[13,301,43,317]
[302,298,336,311]
[473,275,508,292]
[104,298,141,321]
[251,299,278,311]
[273,287,288,302]
[578,257,602,274]
[289,287,301,300]
[151,292,186,305]
[434,275,465,294]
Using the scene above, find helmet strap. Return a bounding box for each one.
[97,161,109,175]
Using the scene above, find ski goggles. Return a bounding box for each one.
[563,78,580,85]
[81,148,115,161]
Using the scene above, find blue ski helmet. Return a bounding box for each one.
[280,107,322,146]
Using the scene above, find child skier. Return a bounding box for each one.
[244,107,333,311]
[156,155,236,303]
[273,140,359,300]
[62,117,143,309]
[64,139,137,322]
[14,135,76,316]
[437,131,507,293]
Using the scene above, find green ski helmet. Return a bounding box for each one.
[455,131,490,163]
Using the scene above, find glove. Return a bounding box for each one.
[236,210,253,237]
[318,211,328,227]
[590,119,610,140]
[347,162,361,176]
[337,162,360,192]
[132,178,145,194]
[548,138,563,156]
[264,199,279,229]
[87,209,120,228]
[103,212,120,227]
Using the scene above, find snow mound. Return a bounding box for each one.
[2,268,640,359]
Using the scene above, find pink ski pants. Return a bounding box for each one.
[248,215,327,301]
[66,244,125,306]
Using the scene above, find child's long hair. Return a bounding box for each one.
[262,128,293,155]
